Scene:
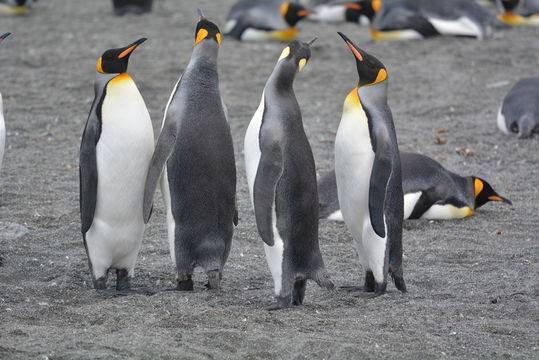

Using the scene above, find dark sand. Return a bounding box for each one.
[0,0,537,358]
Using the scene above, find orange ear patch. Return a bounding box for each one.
[96,57,105,73]
[474,178,484,198]
[216,33,221,46]
[345,41,363,61]
[118,44,137,59]
[195,28,209,46]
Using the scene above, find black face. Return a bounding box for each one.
[500,0,520,11]
[284,3,311,27]
[344,1,375,22]
[474,177,512,209]
[195,17,221,46]
[337,32,387,87]
[99,38,146,74]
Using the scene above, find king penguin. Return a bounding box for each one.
[0,33,10,173]
[498,77,539,138]
[0,0,33,15]
[319,152,512,221]
[365,0,495,40]
[79,38,154,292]
[496,0,539,25]
[334,32,406,295]
[224,0,311,42]
[244,39,334,310]
[143,11,237,291]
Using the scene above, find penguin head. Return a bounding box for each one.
[338,32,387,87]
[340,1,376,22]
[276,38,315,73]
[498,0,520,12]
[281,2,311,27]
[473,177,512,209]
[0,33,11,44]
[96,38,146,74]
[194,9,221,47]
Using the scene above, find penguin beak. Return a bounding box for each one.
[0,33,11,42]
[488,195,512,205]
[307,37,317,46]
[337,32,364,61]
[297,10,312,17]
[344,3,362,10]
[118,38,147,59]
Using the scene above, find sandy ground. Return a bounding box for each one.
[0,0,538,358]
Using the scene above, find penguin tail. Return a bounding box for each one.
[313,269,335,291]
[206,269,221,290]
[389,264,407,293]
[517,113,536,139]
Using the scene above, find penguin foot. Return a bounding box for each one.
[265,295,293,311]
[364,271,375,292]
[292,279,307,306]
[176,278,194,291]
[116,269,131,291]
[92,276,107,290]
[375,282,387,295]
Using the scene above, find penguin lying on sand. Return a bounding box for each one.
[80,38,154,292]
[244,39,334,310]
[353,0,496,40]
[497,0,539,25]
[320,152,512,221]
[498,77,539,138]
[225,0,311,42]
[334,32,406,295]
[112,0,153,16]
[143,11,237,291]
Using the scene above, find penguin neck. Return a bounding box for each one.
[95,72,123,88]
[189,43,219,71]
[463,176,477,209]
[357,81,388,109]
[265,61,297,95]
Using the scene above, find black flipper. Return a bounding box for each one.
[253,139,283,247]
[405,15,439,37]
[407,191,432,219]
[142,77,182,223]
[368,143,392,238]
[79,94,103,234]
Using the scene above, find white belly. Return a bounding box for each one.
[428,16,483,38]
[85,77,154,277]
[309,5,346,23]
[497,105,509,134]
[403,191,422,219]
[0,93,5,171]
[335,98,387,281]
[160,167,176,264]
[244,93,264,205]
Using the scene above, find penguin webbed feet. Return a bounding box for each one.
[175,272,194,291]
[265,294,294,311]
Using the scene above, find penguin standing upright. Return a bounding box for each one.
[334,32,406,295]
[498,77,539,138]
[143,11,237,291]
[224,0,311,42]
[244,39,334,310]
[319,152,512,221]
[79,38,154,291]
[0,33,10,173]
